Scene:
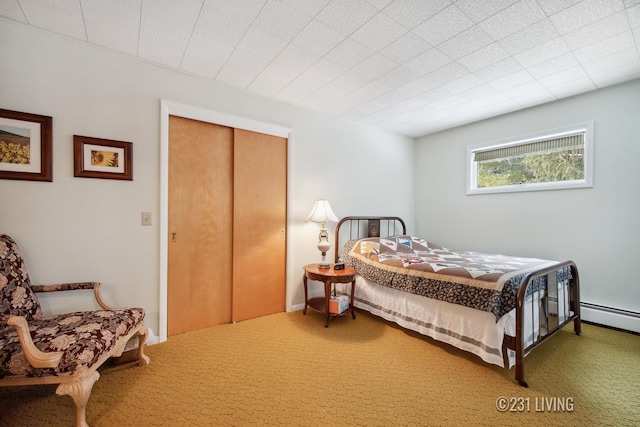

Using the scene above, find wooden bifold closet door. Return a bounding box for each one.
[168,116,286,336]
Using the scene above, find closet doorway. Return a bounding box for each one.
[167,114,287,336]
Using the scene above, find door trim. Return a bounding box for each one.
[160,100,293,342]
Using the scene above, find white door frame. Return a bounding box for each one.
[159,100,293,342]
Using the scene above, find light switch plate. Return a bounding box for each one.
[141,211,152,226]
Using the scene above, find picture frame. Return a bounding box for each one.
[0,109,53,182]
[73,135,133,180]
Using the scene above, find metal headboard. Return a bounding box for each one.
[334,216,407,262]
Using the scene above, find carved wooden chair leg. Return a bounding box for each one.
[56,370,100,427]
[136,328,151,366]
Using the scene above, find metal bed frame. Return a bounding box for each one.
[334,216,580,387]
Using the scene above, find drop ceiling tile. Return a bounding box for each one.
[315,0,379,35]
[514,37,570,68]
[350,12,407,50]
[82,0,141,55]
[441,73,485,94]
[180,34,233,77]
[549,0,625,35]
[18,0,86,40]
[249,62,299,96]
[511,88,556,108]
[404,49,452,75]
[497,18,560,56]
[365,0,394,10]
[379,31,432,63]
[0,0,27,23]
[252,0,311,42]
[424,61,469,86]
[291,19,344,57]
[352,53,399,81]
[138,15,193,67]
[345,80,393,105]
[395,77,438,96]
[436,26,493,60]
[526,53,580,79]
[142,0,202,28]
[573,31,635,63]
[216,48,271,87]
[581,47,640,75]
[454,0,519,23]
[562,11,629,50]
[280,0,331,16]
[546,77,597,98]
[194,4,249,47]
[456,83,504,102]
[474,57,523,82]
[588,59,640,87]
[628,4,640,28]
[375,65,420,89]
[323,37,374,68]
[488,69,535,90]
[412,4,473,46]
[381,0,451,29]
[535,0,582,15]
[479,0,547,41]
[238,27,288,59]
[457,43,510,72]
[273,43,321,74]
[538,66,588,87]
[284,58,348,95]
[204,0,265,24]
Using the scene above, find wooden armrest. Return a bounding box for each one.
[7,316,64,369]
[32,282,118,310]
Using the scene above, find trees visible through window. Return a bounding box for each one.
[466,123,593,194]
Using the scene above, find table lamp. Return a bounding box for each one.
[305,199,338,269]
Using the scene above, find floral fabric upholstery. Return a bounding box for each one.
[0,234,146,379]
[0,307,145,379]
[0,235,42,321]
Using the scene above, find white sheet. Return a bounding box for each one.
[335,275,549,368]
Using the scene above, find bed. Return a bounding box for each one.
[333,216,580,387]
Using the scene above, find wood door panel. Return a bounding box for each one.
[168,116,233,335]
[232,129,287,322]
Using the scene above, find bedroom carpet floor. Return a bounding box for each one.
[1,310,638,426]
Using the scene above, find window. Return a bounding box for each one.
[466,122,594,195]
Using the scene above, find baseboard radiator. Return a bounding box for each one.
[580,301,640,334]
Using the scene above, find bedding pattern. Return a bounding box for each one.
[344,236,570,320]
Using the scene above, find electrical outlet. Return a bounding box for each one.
[141,211,152,226]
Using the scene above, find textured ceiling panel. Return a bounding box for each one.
[2,0,640,137]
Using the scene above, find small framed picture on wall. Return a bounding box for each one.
[73,135,133,180]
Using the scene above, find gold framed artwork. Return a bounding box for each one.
[73,135,133,180]
[0,109,53,182]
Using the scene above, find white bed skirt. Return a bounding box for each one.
[335,276,544,368]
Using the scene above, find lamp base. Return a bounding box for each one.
[318,263,330,269]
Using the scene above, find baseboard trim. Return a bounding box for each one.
[580,302,640,334]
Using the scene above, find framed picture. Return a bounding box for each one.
[74,135,133,180]
[0,109,53,181]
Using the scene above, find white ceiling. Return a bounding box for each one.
[2,0,640,137]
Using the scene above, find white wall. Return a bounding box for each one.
[415,79,640,332]
[0,21,415,337]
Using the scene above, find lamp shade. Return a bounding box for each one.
[305,199,338,224]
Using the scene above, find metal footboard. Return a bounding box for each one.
[505,260,581,387]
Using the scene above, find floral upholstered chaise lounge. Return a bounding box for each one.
[0,234,150,427]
